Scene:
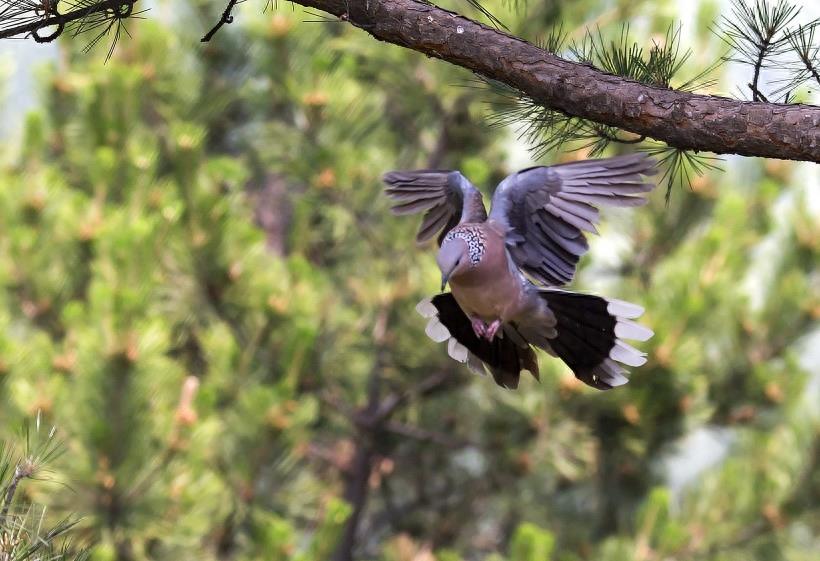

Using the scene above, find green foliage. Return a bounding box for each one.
[0,417,87,561]
[643,144,723,204]
[508,523,554,561]
[569,24,716,91]
[0,1,817,561]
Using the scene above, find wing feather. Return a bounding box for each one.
[383,170,487,245]
[390,197,442,215]
[544,202,598,233]
[383,190,445,202]
[537,220,589,256]
[488,154,657,286]
[416,203,452,243]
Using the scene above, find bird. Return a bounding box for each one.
[383,153,657,390]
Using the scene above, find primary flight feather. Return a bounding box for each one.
[383,153,657,390]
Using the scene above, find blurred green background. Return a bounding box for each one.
[0,1,818,560]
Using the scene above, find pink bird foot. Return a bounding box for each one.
[471,318,487,339]
[485,320,502,341]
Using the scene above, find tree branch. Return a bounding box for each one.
[331,347,387,561]
[0,466,25,523]
[0,0,137,41]
[289,0,820,163]
[372,370,452,424]
[201,0,241,42]
[383,419,469,448]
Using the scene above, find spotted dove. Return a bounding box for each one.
[383,153,657,390]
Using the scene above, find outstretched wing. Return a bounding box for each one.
[383,170,487,245]
[488,153,657,286]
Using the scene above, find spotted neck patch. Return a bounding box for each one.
[443,226,487,265]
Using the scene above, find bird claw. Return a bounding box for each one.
[471,318,486,339]
[485,320,501,341]
[471,318,501,341]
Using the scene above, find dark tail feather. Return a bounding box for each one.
[537,289,653,390]
[417,294,538,390]
[416,291,652,391]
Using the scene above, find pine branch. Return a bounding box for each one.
[782,21,820,91]
[0,466,27,524]
[3,0,818,163]
[478,23,722,198]
[0,0,137,41]
[459,0,504,29]
[642,144,724,203]
[481,78,648,159]
[716,0,801,101]
[287,0,820,163]
[0,415,63,525]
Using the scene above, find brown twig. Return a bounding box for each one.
[0,461,36,524]
[201,0,241,42]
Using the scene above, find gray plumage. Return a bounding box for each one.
[384,154,657,390]
[490,153,655,285]
[383,170,487,244]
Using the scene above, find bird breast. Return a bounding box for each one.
[449,245,525,323]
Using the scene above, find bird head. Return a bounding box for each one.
[436,237,470,291]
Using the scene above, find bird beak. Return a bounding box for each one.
[440,272,449,292]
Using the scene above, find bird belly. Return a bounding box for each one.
[449,269,524,323]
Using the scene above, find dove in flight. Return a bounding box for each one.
[383,153,657,390]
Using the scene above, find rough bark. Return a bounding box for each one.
[291,0,820,163]
[3,0,817,161]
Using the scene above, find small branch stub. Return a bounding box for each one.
[201,0,241,42]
